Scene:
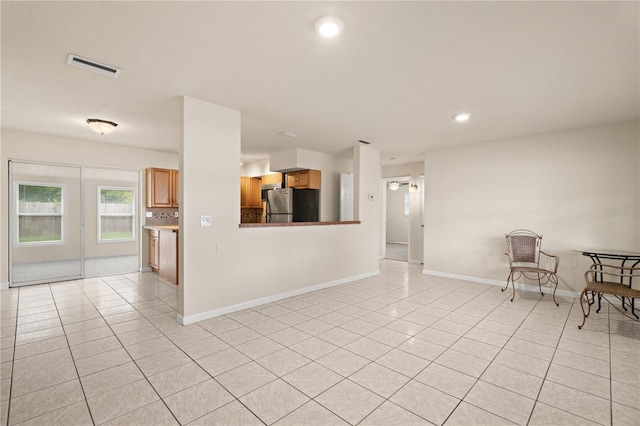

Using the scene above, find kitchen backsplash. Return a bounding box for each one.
[145,207,179,226]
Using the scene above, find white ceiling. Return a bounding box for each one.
[2,2,638,165]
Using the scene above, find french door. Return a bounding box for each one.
[9,161,84,286]
[9,161,140,287]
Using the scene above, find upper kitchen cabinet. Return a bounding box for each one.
[146,168,179,208]
[240,176,262,208]
[261,173,283,186]
[286,169,321,189]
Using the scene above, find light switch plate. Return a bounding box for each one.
[145,211,153,218]
[200,215,212,227]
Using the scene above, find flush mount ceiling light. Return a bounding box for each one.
[453,112,471,123]
[409,183,419,192]
[315,16,344,37]
[87,119,118,135]
[388,181,400,191]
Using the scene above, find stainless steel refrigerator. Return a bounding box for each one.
[266,188,320,223]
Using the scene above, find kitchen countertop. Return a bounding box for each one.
[239,221,360,228]
[144,225,179,231]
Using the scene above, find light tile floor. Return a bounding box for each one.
[385,243,408,262]
[1,260,639,425]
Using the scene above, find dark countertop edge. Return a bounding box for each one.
[239,221,361,228]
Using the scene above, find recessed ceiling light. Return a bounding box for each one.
[315,16,344,38]
[453,112,471,123]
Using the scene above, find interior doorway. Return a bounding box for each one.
[382,176,411,262]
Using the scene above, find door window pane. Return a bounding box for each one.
[17,183,63,244]
[98,187,136,242]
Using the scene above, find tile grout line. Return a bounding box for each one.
[4,287,20,426]
[188,275,438,425]
[608,305,613,426]
[437,281,540,426]
[99,274,268,426]
[82,274,183,425]
[19,276,176,424]
[270,277,517,425]
[6,266,635,425]
[524,295,573,426]
[49,282,98,426]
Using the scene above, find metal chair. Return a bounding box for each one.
[504,229,559,305]
[578,263,640,329]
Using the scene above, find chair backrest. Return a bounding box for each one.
[505,229,541,266]
[585,263,640,290]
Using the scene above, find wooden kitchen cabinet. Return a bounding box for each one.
[261,173,282,186]
[286,169,321,189]
[159,230,178,285]
[172,170,179,207]
[240,176,262,208]
[146,168,179,208]
[148,227,178,284]
[149,229,159,271]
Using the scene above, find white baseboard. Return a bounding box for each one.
[0,282,9,291]
[422,269,581,299]
[178,270,381,325]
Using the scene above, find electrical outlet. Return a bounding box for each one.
[145,211,153,218]
[200,215,212,227]
[174,211,179,218]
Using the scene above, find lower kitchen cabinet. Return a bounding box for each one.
[159,230,178,285]
[147,227,178,285]
[149,229,159,270]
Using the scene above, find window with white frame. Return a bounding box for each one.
[98,186,136,242]
[16,183,64,244]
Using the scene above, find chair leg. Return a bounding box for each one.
[507,273,516,302]
[550,273,559,306]
[502,272,511,292]
[578,288,590,329]
[537,273,544,296]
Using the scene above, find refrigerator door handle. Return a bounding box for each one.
[266,198,271,223]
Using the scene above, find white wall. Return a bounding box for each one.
[423,120,640,294]
[180,97,380,322]
[1,129,179,285]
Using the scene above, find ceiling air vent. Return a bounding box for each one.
[66,54,121,78]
